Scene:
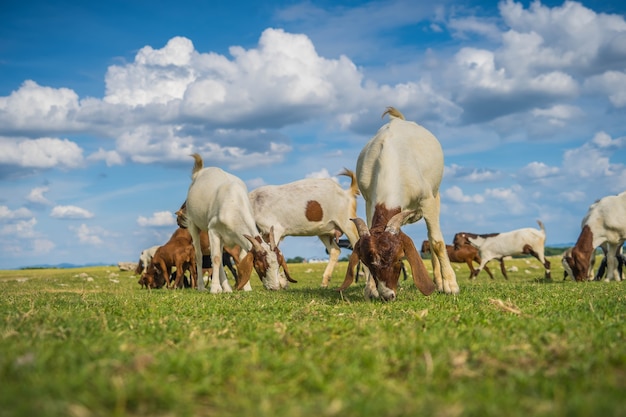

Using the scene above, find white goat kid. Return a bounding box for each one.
[249,169,360,288]
[184,154,289,293]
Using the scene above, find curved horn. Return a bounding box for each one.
[244,234,264,252]
[385,210,415,235]
[351,218,370,238]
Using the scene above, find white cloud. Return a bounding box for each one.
[0,205,33,219]
[87,148,124,166]
[305,168,333,180]
[560,190,586,203]
[33,239,55,254]
[0,218,37,238]
[485,185,525,214]
[71,223,103,245]
[137,211,176,227]
[584,71,626,107]
[445,164,499,182]
[27,186,53,205]
[50,205,94,219]
[443,186,485,204]
[0,137,84,169]
[518,162,560,179]
[0,80,82,132]
[531,104,583,126]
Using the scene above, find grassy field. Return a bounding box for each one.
[1,255,624,417]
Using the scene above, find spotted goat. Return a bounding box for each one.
[249,169,359,287]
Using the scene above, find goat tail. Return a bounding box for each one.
[536,219,545,233]
[382,106,405,120]
[190,153,203,180]
[338,168,360,197]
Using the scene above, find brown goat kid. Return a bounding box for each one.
[139,228,198,289]
[421,240,505,280]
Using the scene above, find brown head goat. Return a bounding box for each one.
[338,107,458,300]
[563,191,626,282]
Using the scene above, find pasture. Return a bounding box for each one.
[1,255,624,417]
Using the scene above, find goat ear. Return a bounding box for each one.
[235,252,254,290]
[337,248,361,291]
[400,233,436,296]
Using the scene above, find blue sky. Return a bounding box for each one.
[1,0,625,269]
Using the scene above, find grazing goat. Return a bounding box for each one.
[453,220,551,280]
[338,107,458,301]
[561,247,595,281]
[176,202,239,281]
[563,191,626,282]
[249,169,359,287]
[134,245,159,275]
[139,228,197,289]
[421,240,504,280]
[182,154,294,293]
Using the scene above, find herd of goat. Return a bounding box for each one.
[135,107,626,301]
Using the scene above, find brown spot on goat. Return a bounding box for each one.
[305,200,323,222]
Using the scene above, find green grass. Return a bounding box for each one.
[1,257,624,417]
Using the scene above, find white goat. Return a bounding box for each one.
[135,245,159,275]
[454,220,551,280]
[183,154,291,293]
[563,191,626,282]
[338,107,458,301]
[249,169,360,287]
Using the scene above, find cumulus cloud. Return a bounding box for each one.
[443,186,485,204]
[33,239,55,254]
[518,162,560,179]
[0,217,37,238]
[584,71,626,107]
[50,205,94,219]
[445,164,500,182]
[87,148,124,166]
[0,137,84,169]
[485,185,525,214]
[0,205,33,219]
[445,0,626,123]
[305,168,333,179]
[137,211,176,227]
[71,223,103,245]
[27,186,53,205]
[0,80,82,133]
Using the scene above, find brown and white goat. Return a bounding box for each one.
[421,240,505,280]
[139,228,197,289]
[453,220,551,280]
[338,107,458,301]
[249,169,360,287]
[563,191,626,282]
[182,154,294,293]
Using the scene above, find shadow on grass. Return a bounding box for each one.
[285,283,367,302]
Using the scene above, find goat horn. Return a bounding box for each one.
[244,234,264,252]
[385,210,415,235]
[351,218,370,237]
